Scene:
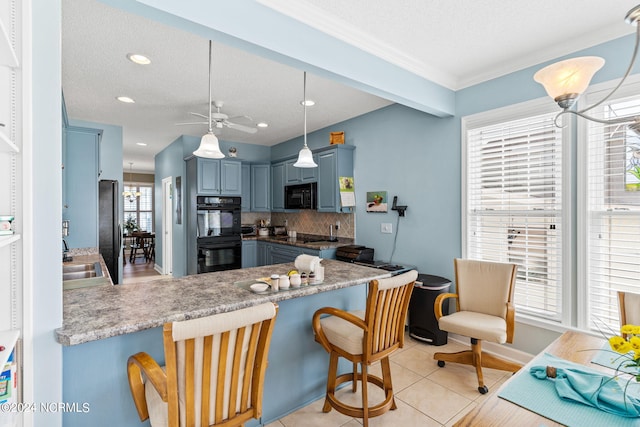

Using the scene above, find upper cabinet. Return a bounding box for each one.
[271,162,285,212]
[192,157,242,196]
[317,145,355,213]
[251,163,271,212]
[285,157,317,184]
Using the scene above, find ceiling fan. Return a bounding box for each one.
[178,100,258,134]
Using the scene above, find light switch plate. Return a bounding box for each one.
[381,223,392,234]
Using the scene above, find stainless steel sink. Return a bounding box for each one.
[63,262,103,281]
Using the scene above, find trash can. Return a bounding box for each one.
[409,274,451,345]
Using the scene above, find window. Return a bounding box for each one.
[462,101,568,323]
[124,183,154,232]
[581,79,640,332]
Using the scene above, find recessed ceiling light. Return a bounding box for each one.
[136,142,147,146]
[300,100,315,106]
[257,122,269,128]
[127,53,151,65]
[116,96,135,103]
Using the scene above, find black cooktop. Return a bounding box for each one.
[353,260,412,273]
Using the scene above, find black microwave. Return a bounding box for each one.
[285,183,317,210]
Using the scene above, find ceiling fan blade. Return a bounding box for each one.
[189,112,209,119]
[227,114,254,123]
[225,121,258,134]
[175,121,208,126]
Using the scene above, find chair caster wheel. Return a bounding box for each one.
[478,385,488,394]
[437,360,445,367]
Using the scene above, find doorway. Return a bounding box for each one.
[162,176,173,275]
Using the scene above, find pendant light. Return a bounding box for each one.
[293,72,317,168]
[193,40,225,159]
[123,162,141,203]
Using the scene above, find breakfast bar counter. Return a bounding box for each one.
[59,260,391,427]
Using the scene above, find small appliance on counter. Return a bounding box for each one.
[241,225,256,236]
[336,245,413,276]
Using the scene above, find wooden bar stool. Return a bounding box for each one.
[127,302,278,427]
[312,270,418,427]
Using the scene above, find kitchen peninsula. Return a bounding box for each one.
[58,260,391,427]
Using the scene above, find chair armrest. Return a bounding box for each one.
[434,292,459,320]
[505,301,515,343]
[312,307,368,352]
[127,352,167,421]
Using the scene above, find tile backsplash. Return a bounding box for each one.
[242,211,354,239]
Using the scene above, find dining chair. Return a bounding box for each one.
[312,270,418,427]
[618,290,640,327]
[127,302,278,427]
[433,258,522,394]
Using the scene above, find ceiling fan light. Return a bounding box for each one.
[534,56,605,107]
[293,146,317,168]
[194,132,225,159]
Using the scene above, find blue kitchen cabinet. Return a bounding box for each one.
[285,157,318,184]
[268,243,302,265]
[242,239,257,268]
[63,126,102,249]
[257,241,269,266]
[241,164,251,212]
[195,158,242,196]
[271,162,285,212]
[251,163,271,212]
[317,145,354,213]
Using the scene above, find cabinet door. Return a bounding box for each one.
[269,243,301,265]
[257,241,269,266]
[220,159,242,196]
[285,159,301,184]
[197,158,220,194]
[300,155,318,182]
[251,163,271,211]
[317,150,338,212]
[242,240,257,268]
[64,127,100,248]
[271,163,285,211]
[241,164,251,212]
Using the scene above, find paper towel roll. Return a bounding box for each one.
[295,254,321,272]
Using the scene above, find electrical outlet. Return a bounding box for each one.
[381,223,392,234]
[335,221,340,230]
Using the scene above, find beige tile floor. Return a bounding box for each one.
[266,334,512,427]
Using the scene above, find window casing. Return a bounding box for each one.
[462,100,570,324]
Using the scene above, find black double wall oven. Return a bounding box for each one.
[196,196,242,273]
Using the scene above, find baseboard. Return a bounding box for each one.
[154,263,163,275]
[448,333,534,366]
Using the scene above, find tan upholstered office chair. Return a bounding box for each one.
[618,290,640,329]
[433,258,522,394]
[127,302,278,427]
[312,270,418,427]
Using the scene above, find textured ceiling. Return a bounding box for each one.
[62,0,639,172]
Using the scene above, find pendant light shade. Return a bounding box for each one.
[193,131,224,159]
[194,41,225,159]
[294,72,317,168]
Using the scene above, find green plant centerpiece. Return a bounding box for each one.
[124,217,139,235]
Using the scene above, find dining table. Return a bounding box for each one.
[454,330,627,426]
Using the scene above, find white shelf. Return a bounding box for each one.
[0,329,18,368]
[0,130,18,153]
[0,16,17,69]
[0,234,19,249]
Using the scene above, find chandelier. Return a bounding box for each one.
[123,162,141,203]
[534,5,640,131]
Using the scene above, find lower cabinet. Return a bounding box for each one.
[257,241,269,266]
[241,240,257,268]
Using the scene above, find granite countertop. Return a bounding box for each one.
[242,233,353,250]
[56,259,390,346]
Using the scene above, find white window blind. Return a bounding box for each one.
[466,111,564,321]
[583,88,640,332]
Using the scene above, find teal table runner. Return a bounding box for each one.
[498,353,640,427]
